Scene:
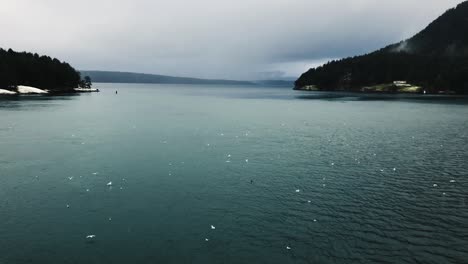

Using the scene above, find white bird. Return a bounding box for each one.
[450,180,456,183]
[245,159,249,163]
[92,172,98,175]
[227,154,231,158]
[393,168,397,171]
[286,246,291,250]
[211,225,216,230]
[205,238,209,242]
[433,184,438,187]
[107,182,113,186]
[295,189,300,193]
[66,204,70,208]
[68,176,73,180]
[86,235,96,239]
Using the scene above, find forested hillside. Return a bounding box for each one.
[295,1,468,94]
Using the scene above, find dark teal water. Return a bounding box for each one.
[1,84,468,263]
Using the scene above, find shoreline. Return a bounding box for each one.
[294,86,460,95]
[293,88,466,97]
[0,86,99,96]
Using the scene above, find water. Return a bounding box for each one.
[1,83,468,263]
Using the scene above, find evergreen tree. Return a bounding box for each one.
[295,1,468,94]
[0,48,87,92]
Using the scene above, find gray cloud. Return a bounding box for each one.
[0,0,464,79]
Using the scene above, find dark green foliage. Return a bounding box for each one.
[295,1,468,94]
[79,76,93,88]
[0,48,85,92]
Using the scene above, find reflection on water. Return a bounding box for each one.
[0,94,80,110]
[295,92,468,104]
[166,83,468,104]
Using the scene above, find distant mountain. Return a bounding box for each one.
[295,1,468,94]
[253,79,295,87]
[80,71,254,86]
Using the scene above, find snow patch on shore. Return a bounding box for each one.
[0,89,16,95]
[74,88,99,92]
[17,85,48,94]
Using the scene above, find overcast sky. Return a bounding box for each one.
[0,0,464,80]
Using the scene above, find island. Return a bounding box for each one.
[0,48,93,95]
[295,1,468,95]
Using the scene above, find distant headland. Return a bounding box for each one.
[79,71,253,86]
[0,48,93,95]
[295,1,468,95]
[80,70,294,87]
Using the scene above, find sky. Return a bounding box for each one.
[0,0,464,80]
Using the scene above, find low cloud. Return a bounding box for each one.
[0,0,463,79]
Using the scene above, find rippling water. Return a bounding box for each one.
[1,84,467,263]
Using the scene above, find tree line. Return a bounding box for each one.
[295,52,468,94]
[295,1,468,94]
[0,48,91,92]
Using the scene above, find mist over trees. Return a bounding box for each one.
[295,1,468,94]
[0,48,91,92]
